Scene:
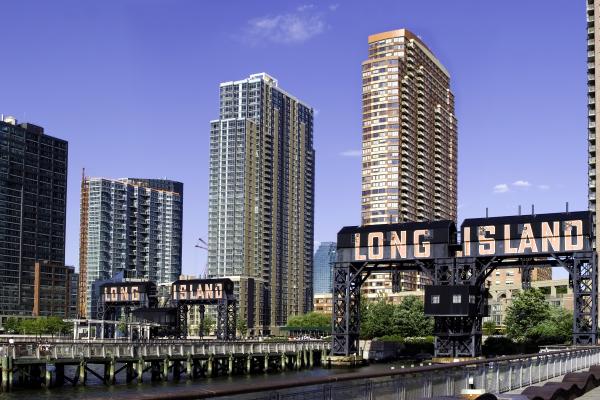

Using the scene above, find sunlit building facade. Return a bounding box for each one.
[208,73,315,335]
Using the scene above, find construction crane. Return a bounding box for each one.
[194,238,208,277]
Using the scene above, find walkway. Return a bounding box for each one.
[576,384,600,399]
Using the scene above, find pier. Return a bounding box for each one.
[0,339,330,391]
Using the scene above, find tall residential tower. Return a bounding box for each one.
[208,73,315,335]
[360,29,457,293]
[588,0,600,249]
[78,176,183,317]
[361,29,457,226]
[0,116,70,317]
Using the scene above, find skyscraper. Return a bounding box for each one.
[588,0,599,249]
[208,73,315,335]
[78,176,183,318]
[313,242,336,294]
[360,29,457,293]
[361,29,457,225]
[0,115,69,317]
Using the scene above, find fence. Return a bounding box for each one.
[0,340,329,360]
[206,347,600,400]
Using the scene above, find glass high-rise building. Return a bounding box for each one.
[0,115,68,316]
[208,73,315,335]
[313,242,336,295]
[78,176,183,317]
[361,29,457,292]
[361,29,457,226]
[588,0,599,249]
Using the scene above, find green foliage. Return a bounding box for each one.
[482,320,497,336]
[286,312,331,332]
[5,317,71,336]
[527,307,572,345]
[361,299,395,339]
[504,289,551,342]
[391,296,434,337]
[360,296,433,340]
[504,289,573,346]
[200,315,216,336]
[236,318,248,337]
[3,317,20,334]
[482,336,522,356]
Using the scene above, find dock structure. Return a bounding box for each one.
[0,340,330,391]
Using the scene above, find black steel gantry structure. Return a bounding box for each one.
[332,211,598,358]
[97,278,237,340]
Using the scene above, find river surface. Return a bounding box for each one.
[0,360,421,399]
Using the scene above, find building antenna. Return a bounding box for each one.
[531,204,535,216]
[566,202,569,213]
[485,207,489,218]
[518,205,521,216]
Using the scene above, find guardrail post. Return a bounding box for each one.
[79,357,86,385]
[508,364,512,390]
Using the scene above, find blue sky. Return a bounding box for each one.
[0,1,588,277]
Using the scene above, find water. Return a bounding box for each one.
[0,360,420,399]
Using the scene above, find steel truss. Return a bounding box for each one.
[216,299,237,340]
[331,251,597,358]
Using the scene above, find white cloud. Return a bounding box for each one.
[493,184,509,194]
[243,6,327,45]
[512,180,531,187]
[329,4,339,11]
[340,149,361,157]
[297,4,315,12]
[538,184,550,190]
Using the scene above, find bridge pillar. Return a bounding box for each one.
[7,357,13,390]
[280,353,285,371]
[309,349,314,367]
[207,355,213,376]
[78,358,87,385]
[246,355,252,374]
[162,357,169,381]
[186,355,193,380]
[2,356,8,391]
[331,263,365,356]
[108,356,116,384]
[44,364,51,388]
[137,357,144,383]
[295,351,301,370]
[228,353,233,375]
[263,354,269,372]
[572,252,598,345]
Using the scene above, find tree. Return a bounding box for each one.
[527,307,573,345]
[361,298,395,339]
[391,296,434,337]
[45,317,70,336]
[3,317,20,334]
[286,312,331,333]
[504,289,551,342]
[482,320,497,336]
[200,315,216,336]
[237,319,248,338]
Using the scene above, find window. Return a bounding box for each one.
[431,295,440,304]
[469,295,476,304]
[453,294,462,304]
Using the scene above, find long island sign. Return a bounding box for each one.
[337,211,592,263]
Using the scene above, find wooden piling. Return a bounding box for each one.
[137,357,144,383]
[186,355,193,380]
[2,356,8,392]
